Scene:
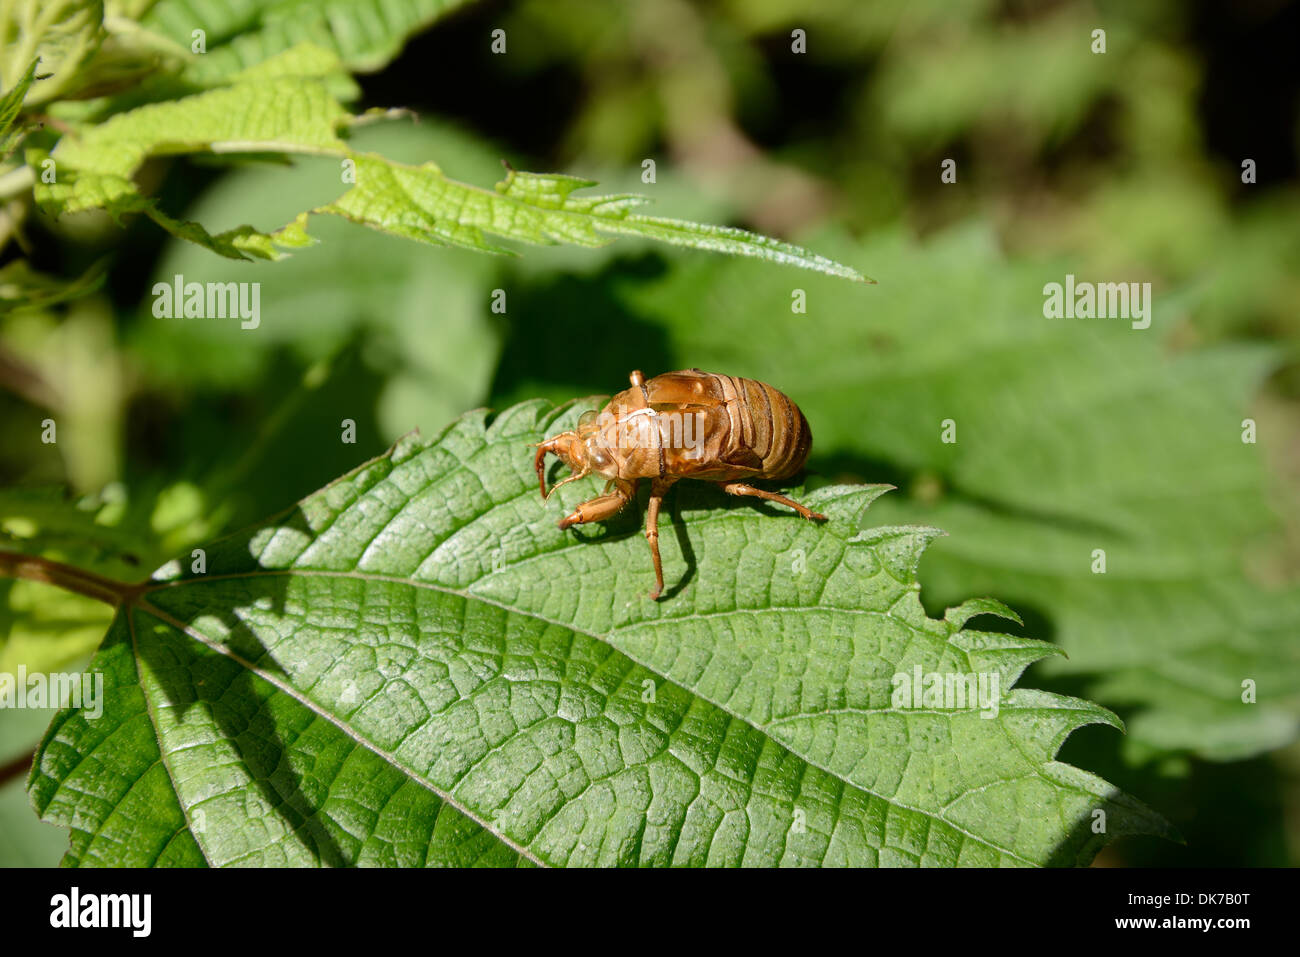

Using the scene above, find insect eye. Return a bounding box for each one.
[577,410,599,433]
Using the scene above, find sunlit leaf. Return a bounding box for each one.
[30,400,1171,866]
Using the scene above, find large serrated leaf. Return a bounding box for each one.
[30,399,1172,866]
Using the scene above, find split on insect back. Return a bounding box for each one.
[534,368,827,599]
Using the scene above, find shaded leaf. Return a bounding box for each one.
[0,259,105,314]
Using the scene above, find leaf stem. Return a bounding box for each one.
[0,550,140,607]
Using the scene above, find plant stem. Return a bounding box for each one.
[0,551,139,607]
[0,749,34,787]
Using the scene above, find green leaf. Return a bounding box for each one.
[0,258,105,314]
[1,0,106,105]
[321,159,871,280]
[0,486,158,583]
[30,399,1171,866]
[31,47,354,259]
[34,43,866,277]
[897,503,1300,762]
[598,223,1300,762]
[47,68,350,179]
[31,153,317,260]
[0,57,39,158]
[137,0,474,82]
[130,119,506,437]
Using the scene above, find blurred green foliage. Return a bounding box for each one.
[2,0,1299,865]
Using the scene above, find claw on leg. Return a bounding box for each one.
[556,480,636,531]
[533,432,583,500]
[717,481,827,521]
[533,440,554,498]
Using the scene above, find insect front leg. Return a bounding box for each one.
[557,478,636,530]
[533,430,583,498]
[717,481,827,521]
[645,477,678,601]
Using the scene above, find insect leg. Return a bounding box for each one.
[533,431,578,498]
[717,482,827,521]
[557,479,636,530]
[645,477,677,600]
[533,437,559,497]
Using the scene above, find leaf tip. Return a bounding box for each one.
[943,596,1024,630]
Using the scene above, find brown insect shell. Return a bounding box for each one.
[576,387,671,481]
[576,375,743,482]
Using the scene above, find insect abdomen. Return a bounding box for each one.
[723,374,813,479]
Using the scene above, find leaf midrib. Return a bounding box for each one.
[128,594,545,866]
[125,608,213,867]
